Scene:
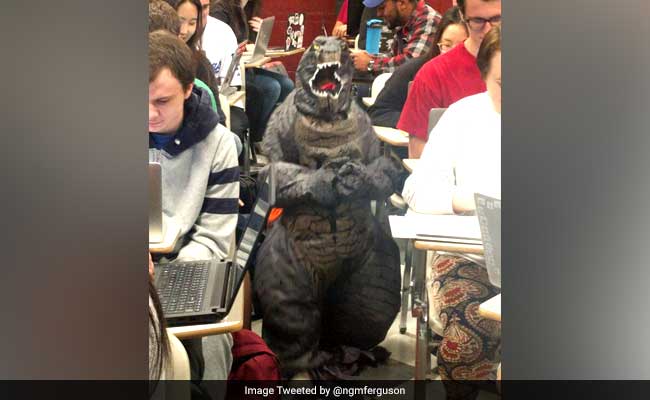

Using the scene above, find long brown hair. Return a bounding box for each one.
[214,0,249,40]
[149,277,169,394]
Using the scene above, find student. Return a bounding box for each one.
[148,31,237,391]
[149,0,224,122]
[211,0,295,144]
[350,0,438,73]
[402,26,501,399]
[368,6,467,128]
[149,30,238,269]
[173,0,249,151]
[198,0,241,88]
[397,0,501,158]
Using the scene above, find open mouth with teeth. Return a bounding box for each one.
[309,62,343,98]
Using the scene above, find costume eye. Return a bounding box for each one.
[313,43,320,51]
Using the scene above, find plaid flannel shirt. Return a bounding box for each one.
[372,1,439,73]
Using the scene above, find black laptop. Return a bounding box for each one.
[154,166,275,327]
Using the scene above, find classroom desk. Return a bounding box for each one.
[374,126,409,148]
[265,47,305,58]
[479,293,501,322]
[243,56,272,69]
[411,239,484,380]
[167,279,245,340]
[149,216,181,254]
[227,90,246,107]
[479,293,501,383]
[402,158,419,173]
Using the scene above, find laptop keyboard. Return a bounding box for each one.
[157,261,210,314]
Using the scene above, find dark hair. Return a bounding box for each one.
[457,0,500,16]
[149,277,169,392]
[172,0,205,50]
[149,30,196,90]
[212,0,249,41]
[476,25,501,79]
[148,0,181,35]
[424,6,466,61]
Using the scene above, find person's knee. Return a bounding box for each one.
[202,333,234,381]
[278,77,294,100]
[266,79,281,102]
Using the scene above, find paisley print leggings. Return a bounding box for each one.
[428,254,501,398]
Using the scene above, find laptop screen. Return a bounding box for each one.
[149,162,163,243]
[252,16,275,59]
[223,165,275,311]
[475,193,501,288]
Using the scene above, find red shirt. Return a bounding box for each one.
[397,43,486,140]
[337,0,348,24]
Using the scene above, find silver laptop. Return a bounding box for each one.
[219,51,243,96]
[149,162,164,243]
[475,193,501,288]
[246,16,275,64]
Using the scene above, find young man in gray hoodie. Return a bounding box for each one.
[149,30,239,262]
[148,30,238,394]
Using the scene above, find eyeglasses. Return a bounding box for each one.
[437,43,453,53]
[464,15,501,31]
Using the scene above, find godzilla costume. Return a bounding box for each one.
[253,37,402,376]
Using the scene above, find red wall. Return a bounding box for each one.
[427,0,454,13]
[259,0,454,80]
[258,0,338,80]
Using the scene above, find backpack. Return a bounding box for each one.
[227,330,280,399]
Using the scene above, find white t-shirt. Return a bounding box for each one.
[402,91,501,214]
[202,16,242,86]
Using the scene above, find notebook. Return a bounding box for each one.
[475,193,501,288]
[149,162,164,243]
[246,16,275,64]
[154,166,276,327]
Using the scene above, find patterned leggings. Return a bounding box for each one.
[428,254,501,399]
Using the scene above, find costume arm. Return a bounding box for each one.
[333,112,400,201]
[177,129,240,261]
[264,162,337,208]
[261,97,337,208]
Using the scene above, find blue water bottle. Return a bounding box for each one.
[365,19,383,55]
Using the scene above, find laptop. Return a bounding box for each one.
[475,193,501,288]
[149,162,164,243]
[219,51,243,97]
[245,16,275,64]
[154,166,276,327]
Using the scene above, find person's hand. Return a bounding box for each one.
[452,188,477,214]
[249,17,263,33]
[350,50,372,72]
[236,40,248,56]
[332,23,347,38]
[148,252,154,279]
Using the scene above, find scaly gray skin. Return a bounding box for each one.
[254,37,402,376]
